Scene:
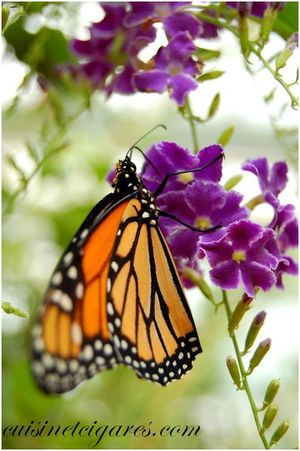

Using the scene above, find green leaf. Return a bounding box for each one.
[208,93,220,119]
[217,125,234,146]
[2,301,28,318]
[197,71,225,82]
[4,18,76,81]
[7,155,27,185]
[273,2,298,39]
[264,87,276,103]
[26,142,40,163]
[2,4,25,34]
[195,47,221,61]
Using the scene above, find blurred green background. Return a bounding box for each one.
[2,2,298,449]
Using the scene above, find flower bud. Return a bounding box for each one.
[226,356,241,388]
[238,15,250,59]
[223,174,243,191]
[270,421,290,446]
[262,404,278,431]
[2,5,9,30]
[248,338,271,373]
[260,6,277,46]
[243,311,266,354]
[263,379,281,407]
[228,294,252,336]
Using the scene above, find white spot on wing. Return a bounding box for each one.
[76,283,84,298]
[52,271,63,285]
[71,323,82,345]
[63,252,73,266]
[67,266,78,279]
[80,229,89,239]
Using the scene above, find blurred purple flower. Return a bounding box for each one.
[200,220,278,296]
[134,31,200,105]
[124,2,201,39]
[70,4,156,90]
[227,2,283,17]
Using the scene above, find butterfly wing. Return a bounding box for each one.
[106,198,202,385]
[31,193,133,394]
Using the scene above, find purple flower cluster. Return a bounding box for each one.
[242,157,298,289]
[108,142,297,296]
[68,2,218,105]
[227,2,284,17]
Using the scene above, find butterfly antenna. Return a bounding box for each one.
[131,145,160,175]
[126,124,167,159]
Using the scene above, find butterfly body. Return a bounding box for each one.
[32,156,202,394]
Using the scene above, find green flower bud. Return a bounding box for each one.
[260,6,277,46]
[270,421,290,446]
[262,404,278,431]
[238,16,250,59]
[276,48,293,73]
[226,356,241,388]
[228,294,252,336]
[264,379,281,407]
[2,5,9,30]
[243,311,266,354]
[248,338,271,373]
[223,174,243,191]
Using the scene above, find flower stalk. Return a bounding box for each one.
[185,97,200,153]
[222,290,271,449]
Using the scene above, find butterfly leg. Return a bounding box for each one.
[154,152,224,197]
[158,210,222,233]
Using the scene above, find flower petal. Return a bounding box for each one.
[163,12,201,39]
[197,144,224,182]
[169,73,197,106]
[227,219,263,250]
[166,31,196,61]
[241,262,276,297]
[142,141,198,193]
[209,260,240,290]
[133,70,169,93]
[242,157,269,192]
[108,64,136,95]
[269,161,288,195]
[91,5,126,38]
[123,3,155,27]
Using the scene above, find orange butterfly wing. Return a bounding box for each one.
[32,195,130,393]
[106,198,202,385]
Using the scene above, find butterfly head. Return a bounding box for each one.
[112,157,141,194]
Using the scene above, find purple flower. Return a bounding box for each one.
[134,32,200,105]
[242,157,288,197]
[199,220,278,297]
[124,2,200,38]
[265,238,298,289]
[142,141,223,193]
[274,203,298,252]
[70,4,156,91]
[227,2,282,17]
[242,157,298,252]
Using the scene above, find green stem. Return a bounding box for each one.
[250,47,298,109]
[185,97,199,153]
[3,107,85,220]
[222,290,270,449]
[195,12,298,108]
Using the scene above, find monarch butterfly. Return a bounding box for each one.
[31,131,223,394]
